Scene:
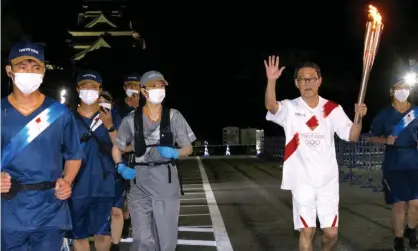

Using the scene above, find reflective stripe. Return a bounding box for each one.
[1,102,67,167]
[392,107,418,136]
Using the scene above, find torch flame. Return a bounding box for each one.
[369,5,382,25]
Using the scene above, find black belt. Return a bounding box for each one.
[135,161,173,183]
[132,160,184,195]
[2,179,56,200]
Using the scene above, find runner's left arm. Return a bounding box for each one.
[62,112,83,184]
[333,105,361,142]
[113,116,133,163]
[172,110,196,157]
[368,110,386,144]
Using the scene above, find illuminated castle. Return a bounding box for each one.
[66,0,145,62]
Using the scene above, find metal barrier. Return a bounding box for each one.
[336,133,385,192]
[263,134,386,192]
[192,144,259,156]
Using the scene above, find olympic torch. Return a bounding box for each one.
[354,5,384,124]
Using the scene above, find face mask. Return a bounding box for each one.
[146,89,166,104]
[394,89,410,102]
[126,89,139,97]
[12,72,43,95]
[99,102,111,110]
[79,90,99,105]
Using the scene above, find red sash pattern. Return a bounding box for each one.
[283,100,339,161]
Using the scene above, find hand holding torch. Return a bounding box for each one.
[354,5,384,124]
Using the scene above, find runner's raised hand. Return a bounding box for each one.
[264,56,285,81]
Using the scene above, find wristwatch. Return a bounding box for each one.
[107,125,116,132]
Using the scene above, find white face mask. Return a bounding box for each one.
[79,90,99,105]
[394,89,410,102]
[126,89,139,97]
[146,89,166,104]
[99,102,112,110]
[13,73,43,95]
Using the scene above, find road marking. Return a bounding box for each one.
[184,192,205,195]
[178,239,217,246]
[197,156,234,251]
[120,237,133,243]
[178,226,214,232]
[180,205,208,208]
[183,184,203,188]
[180,213,211,217]
[183,187,204,191]
[180,198,207,201]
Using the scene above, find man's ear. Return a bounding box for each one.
[317,77,322,88]
[5,65,12,78]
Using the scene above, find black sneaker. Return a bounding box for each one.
[110,243,120,251]
[404,226,417,248]
[393,237,406,251]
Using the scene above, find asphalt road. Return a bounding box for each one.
[83,156,402,251]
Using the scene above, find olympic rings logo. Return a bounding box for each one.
[305,139,320,147]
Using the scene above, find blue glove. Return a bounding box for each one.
[117,163,136,180]
[157,146,179,159]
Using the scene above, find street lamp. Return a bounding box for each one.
[404,72,417,86]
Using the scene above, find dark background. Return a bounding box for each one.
[2,0,418,143]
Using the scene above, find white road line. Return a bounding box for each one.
[178,239,217,246]
[120,237,133,243]
[184,192,205,195]
[183,184,203,188]
[181,225,213,228]
[179,213,210,217]
[180,205,208,208]
[197,156,234,251]
[183,187,204,191]
[180,198,206,201]
[178,226,214,232]
[121,237,217,247]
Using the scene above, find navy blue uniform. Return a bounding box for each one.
[1,96,83,250]
[370,105,418,204]
[68,110,121,239]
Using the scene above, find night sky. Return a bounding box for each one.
[2,0,418,143]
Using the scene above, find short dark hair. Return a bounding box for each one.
[294,62,321,79]
[100,90,113,102]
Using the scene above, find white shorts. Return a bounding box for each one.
[292,181,339,230]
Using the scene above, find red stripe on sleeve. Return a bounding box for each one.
[284,133,299,161]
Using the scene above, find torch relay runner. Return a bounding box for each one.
[369,78,418,251]
[1,41,83,250]
[264,56,367,251]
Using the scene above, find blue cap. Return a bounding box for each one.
[76,70,102,87]
[9,41,45,65]
[392,76,404,86]
[124,74,141,84]
[140,71,168,87]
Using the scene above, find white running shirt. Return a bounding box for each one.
[266,97,353,190]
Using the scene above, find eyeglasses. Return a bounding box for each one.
[296,77,318,84]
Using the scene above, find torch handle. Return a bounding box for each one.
[355,53,373,124]
[354,112,362,124]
